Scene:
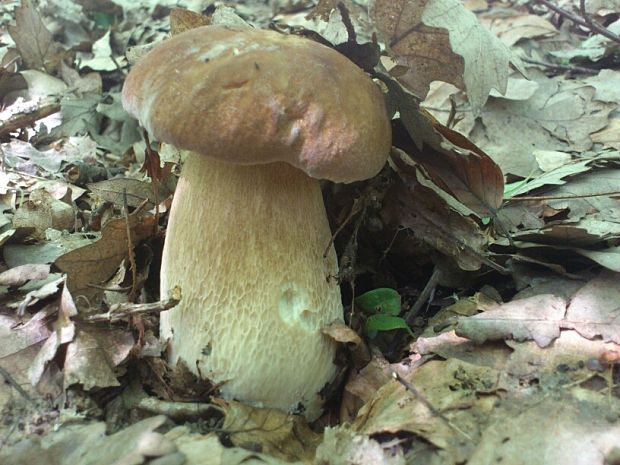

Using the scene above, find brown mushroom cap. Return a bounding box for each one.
[122,25,391,183]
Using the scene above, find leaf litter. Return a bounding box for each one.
[1,0,620,464]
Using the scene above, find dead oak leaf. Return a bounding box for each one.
[63,327,134,390]
[54,212,156,307]
[170,8,211,36]
[8,0,65,73]
[385,77,504,219]
[373,0,462,100]
[565,270,620,343]
[384,162,489,272]
[456,294,567,347]
[214,398,321,464]
[372,0,521,113]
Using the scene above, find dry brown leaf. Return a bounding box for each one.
[373,0,462,100]
[54,212,156,307]
[372,0,518,112]
[487,14,558,47]
[0,264,50,287]
[456,294,566,347]
[316,425,406,465]
[63,327,134,390]
[88,178,171,209]
[564,270,620,343]
[386,78,504,218]
[13,188,75,240]
[0,309,52,410]
[306,0,339,21]
[214,398,320,464]
[384,164,488,271]
[0,416,173,465]
[470,74,616,177]
[170,8,211,36]
[170,428,294,465]
[8,0,65,73]
[353,358,499,461]
[591,119,620,150]
[28,281,76,385]
[468,393,620,465]
[322,319,370,369]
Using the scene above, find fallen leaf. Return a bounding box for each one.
[0,415,173,465]
[471,74,616,177]
[214,398,320,464]
[77,30,126,71]
[591,119,620,150]
[54,212,156,306]
[487,14,557,47]
[170,8,211,35]
[576,246,620,272]
[550,19,620,62]
[385,78,504,218]
[0,264,50,287]
[13,188,75,240]
[564,270,620,343]
[316,425,406,465]
[170,427,294,465]
[28,280,76,385]
[353,358,498,460]
[88,177,171,208]
[373,0,463,100]
[63,327,134,390]
[372,0,521,113]
[8,0,65,73]
[468,394,620,465]
[384,163,489,271]
[456,294,566,347]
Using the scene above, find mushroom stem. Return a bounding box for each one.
[160,152,343,419]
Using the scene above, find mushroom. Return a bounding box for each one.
[122,25,391,419]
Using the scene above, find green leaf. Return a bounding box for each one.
[364,315,414,337]
[93,12,115,29]
[355,288,401,316]
[504,160,592,199]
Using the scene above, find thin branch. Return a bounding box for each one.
[386,266,442,358]
[509,190,620,202]
[521,57,599,74]
[0,97,60,139]
[579,0,620,43]
[123,189,139,301]
[0,366,33,402]
[82,293,180,322]
[392,371,472,440]
[534,0,620,44]
[404,266,442,326]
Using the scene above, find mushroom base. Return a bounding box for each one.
[159,152,343,420]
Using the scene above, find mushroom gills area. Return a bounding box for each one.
[159,152,343,419]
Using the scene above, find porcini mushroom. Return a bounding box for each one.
[122,25,391,419]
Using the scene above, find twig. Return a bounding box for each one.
[509,190,620,201]
[137,397,223,421]
[337,2,356,43]
[0,366,33,402]
[391,371,472,440]
[534,0,620,44]
[521,57,599,74]
[123,189,139,301]
[0,97,61,139]
[404,266,442,326]
[323,196,365,258]
[579,0,620,43]
[386,267,442,358]
[82,293,181,322]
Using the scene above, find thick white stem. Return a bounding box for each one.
[160,153,343,419]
